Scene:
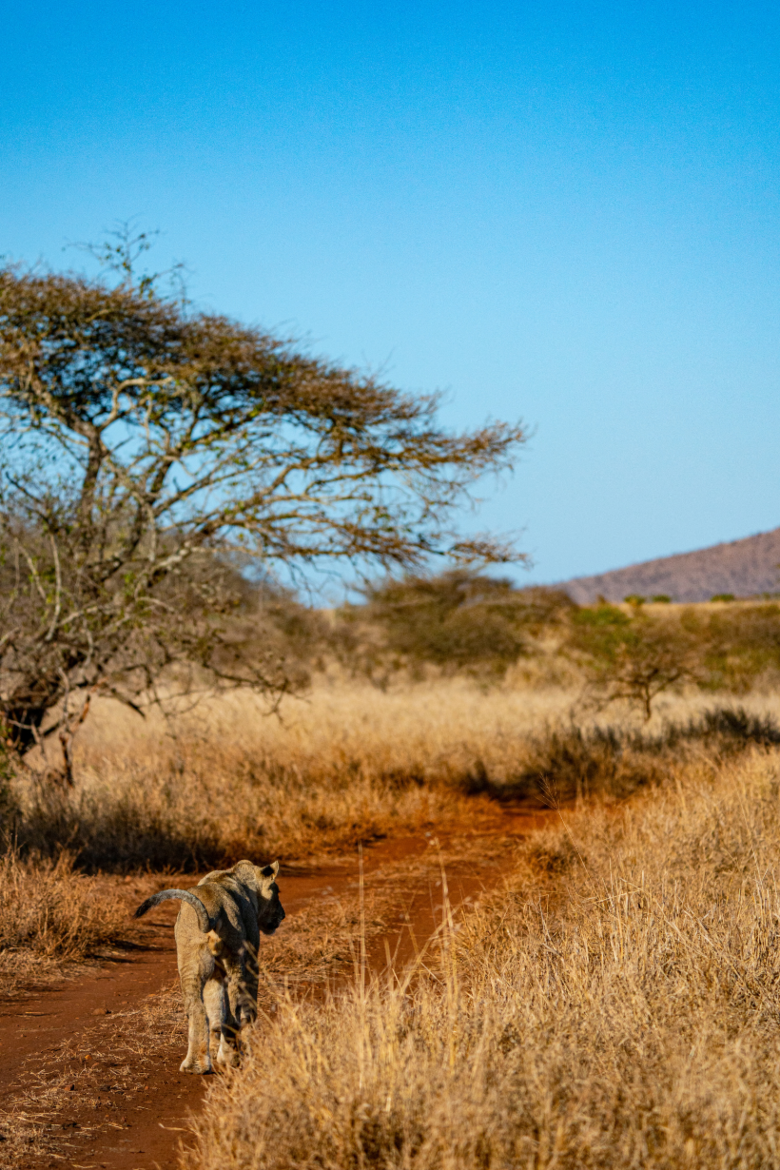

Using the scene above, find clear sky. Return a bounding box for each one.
[2,1,779,590]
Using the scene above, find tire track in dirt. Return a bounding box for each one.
[0,811,549,1170]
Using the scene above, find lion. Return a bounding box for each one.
[134,859,285,1074]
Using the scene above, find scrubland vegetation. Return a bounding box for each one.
[2,579,780,1166]
[7,663,780,873]
[0,852,127,990]
[3,578,780,905]
[342,572,780,710]
[189,731,780,1170]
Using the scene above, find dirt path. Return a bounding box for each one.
[0,811,548,1170]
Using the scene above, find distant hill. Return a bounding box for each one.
[559,528,780,604]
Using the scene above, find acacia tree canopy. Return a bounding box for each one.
[0,249,525,757]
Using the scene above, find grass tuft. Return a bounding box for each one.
[0,851,127,982]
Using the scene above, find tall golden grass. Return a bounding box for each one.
[187,743,780,1170]
[13,680,780,869]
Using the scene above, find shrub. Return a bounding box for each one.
[349,571,573,678]
[662,705,780,750]
[695,602,780,691]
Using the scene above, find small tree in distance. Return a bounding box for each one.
[569,603,701,721]
[0,229,525,772]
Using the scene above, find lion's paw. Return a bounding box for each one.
[180,1055,213,1075]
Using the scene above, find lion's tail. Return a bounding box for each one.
[134,889,213,933]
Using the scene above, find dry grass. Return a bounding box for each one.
[186,743,780,1170]
[0,851,129,998]
[5,678,780,1165]
[14,680,780,871]
[16,681,578,870]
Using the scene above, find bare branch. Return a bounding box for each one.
[44,532,62,642]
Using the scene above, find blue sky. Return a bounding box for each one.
[2,1,779,590]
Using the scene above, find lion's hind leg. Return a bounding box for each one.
[204,976,240,1069]
[179,986,212,1074]
[178,944,215,1074]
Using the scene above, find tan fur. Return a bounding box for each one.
[135,859,285,1073]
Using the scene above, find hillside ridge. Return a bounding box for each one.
[558,527,780,604]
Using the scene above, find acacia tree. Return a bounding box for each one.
[0,241,524,768]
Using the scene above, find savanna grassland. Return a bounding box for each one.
[8,242,780,1169]
[4,586,780,1166]
[16,669,780,871]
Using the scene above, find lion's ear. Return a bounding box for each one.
[260,861,280,881]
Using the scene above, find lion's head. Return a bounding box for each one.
[254,860,286,935]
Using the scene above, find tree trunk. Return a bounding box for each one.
[1,675,67,753]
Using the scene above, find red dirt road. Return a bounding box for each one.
[0,814,547,1170]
